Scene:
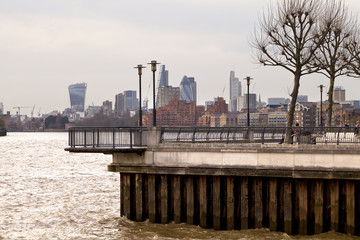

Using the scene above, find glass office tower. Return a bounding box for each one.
[68,83,87,112]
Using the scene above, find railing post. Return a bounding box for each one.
[192,128,196,143]
[69,129,73,147]
[84,129,87,147]
[130,128,133,148]
[261,128,265,144]
[92,129,95,148]
[159,128,164,143]
[97,129,100,147]
[226,128,230,144]
[337,128,341,145]
[177,128,181,141]
[73,130,76,147]
[140,128,143,146]
[113,128,115,149]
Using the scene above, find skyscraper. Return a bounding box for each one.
[158,86,180,107]
[297,95,308,102]
[68,83,87,112]
[237,94,257,112]
[334,86,346,102]
[229,71,242,112]
[102,100,113,116]
[188,77,197,104]
[115,91,138,116]
[115,93,125,116]
[180,76,196,104]
[124,90,138,111]
[0,102,3,115]
[156,65,169,107]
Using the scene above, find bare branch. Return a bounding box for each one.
[250,0,332,141]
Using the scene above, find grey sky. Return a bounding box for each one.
[1,0,360,115]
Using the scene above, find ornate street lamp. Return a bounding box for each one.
[243,76,253,127]
[134,64,146,127]
[318,84,324,127]
[148,60,160,127]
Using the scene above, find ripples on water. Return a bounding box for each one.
[0,132,359,240]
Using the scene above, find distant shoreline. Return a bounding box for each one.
[7,129,67,133]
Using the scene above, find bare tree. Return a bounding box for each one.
[311,1,357,126]
[251,0,336,143]
[346,28,360,78]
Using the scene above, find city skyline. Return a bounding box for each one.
[1,0,360,116]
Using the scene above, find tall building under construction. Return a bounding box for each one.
[68,83,87,112]
[229,70,242,112]
[156,65,169,107]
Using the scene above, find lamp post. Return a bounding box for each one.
[243,76,253,127]
[148,60,160,127]
[318,84,324,127]
[134,64,146,127]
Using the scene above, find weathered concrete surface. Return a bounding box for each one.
[109,143,360,179]
[146,143,360,170]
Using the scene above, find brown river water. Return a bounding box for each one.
[0,132,359,240]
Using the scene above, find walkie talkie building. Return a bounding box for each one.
[68,83,87,112]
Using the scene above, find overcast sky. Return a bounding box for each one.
[1,0,360,116]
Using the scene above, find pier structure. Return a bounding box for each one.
[66,126,360,235]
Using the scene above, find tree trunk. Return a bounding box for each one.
[285,73,301,143]
[326,76,335,127]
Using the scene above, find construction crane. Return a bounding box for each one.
[30,105,36,118]
[13,106,32,122]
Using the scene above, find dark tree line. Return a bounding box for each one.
[44,114,69,129]
[252,0,360,143]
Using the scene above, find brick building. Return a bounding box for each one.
[206,97,228,115]
[142,98,204,127]
[197,97,229,127]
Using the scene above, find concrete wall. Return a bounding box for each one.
[112,143,360,172]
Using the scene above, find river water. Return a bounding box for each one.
[0,132,358,240]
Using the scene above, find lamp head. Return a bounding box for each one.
[134,64,146,75]
[148,60,160,72]
[243,76,253,85]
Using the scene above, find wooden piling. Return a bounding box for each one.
[135,173,143,221]
[161,175,168,224]
[329,180,339,232]
[283,180,292,235]
[148,174,156,223]
[313,180,324,234]
[269,178,277,231]
[123,173,131,219]
[120,173,125,217]
[240,177,249,230]
[118,172,360,236]
[253,178,263,229]
[356,182,360,236]
[186,176,194,225]
[226,176,234,230]
[346,180,355,235]
[296,180,308,235]
[173,175,182,223]
[199,175,208,228]
[213,176,221,230]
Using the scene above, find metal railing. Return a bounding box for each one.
[67,126,360,149]
[160,127,285,144]
[160,127,360,145]
[68,127,147,148]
